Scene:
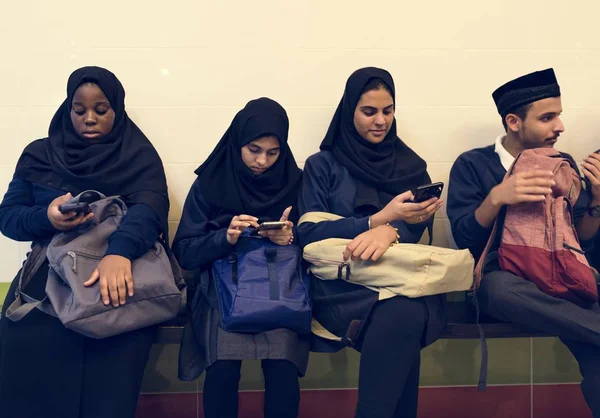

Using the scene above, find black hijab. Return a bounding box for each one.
[195,97,302,225]
[14,66,169,229]
[320,67,430,214]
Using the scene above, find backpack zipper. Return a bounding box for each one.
[57,250,103,274]
[303,254,352,280]
[563,242,585,255]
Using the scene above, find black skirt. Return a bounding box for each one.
[0,262,155,418]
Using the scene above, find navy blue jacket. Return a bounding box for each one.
[297,151,425,247]
[297,151,445,351]
[0,176,162,260]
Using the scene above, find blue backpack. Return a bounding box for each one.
[212,232,311,335]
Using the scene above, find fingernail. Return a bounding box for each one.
[103,299,109,305]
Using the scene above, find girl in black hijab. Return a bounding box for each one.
[173,97,307,418]
[297,67,445,418]
[0,66,169,418]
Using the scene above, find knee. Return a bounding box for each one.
[262,360,298,382]
[369,297,426,338]
[206,360,242,384]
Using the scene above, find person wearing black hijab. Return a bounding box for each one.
[173,97,307,418]
[297,67,445,418]
[0,66,169,418]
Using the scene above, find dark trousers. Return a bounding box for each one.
[355,296,427,418]
[479,269,600,418]
[0,308,154,418]
[203,359,300,418]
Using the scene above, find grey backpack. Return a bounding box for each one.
[6,192,183,339]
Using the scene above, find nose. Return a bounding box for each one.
[84,110,97,126]
[554,116,565,133]
[256,152,267,166]
[374,112,385,126]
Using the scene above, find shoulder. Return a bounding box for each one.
[304,150,338,172]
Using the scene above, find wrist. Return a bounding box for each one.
[489,186,505,208]
[384,224,400,244]
[371,211,391,228]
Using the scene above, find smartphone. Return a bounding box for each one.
[412,182,444,203]
[58,202,91,215]
[256,221,287,231]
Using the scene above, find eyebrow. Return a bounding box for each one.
[539,111,560,118]
[360,104,394,110]
[72,101,110,106]
[249,143,280,151]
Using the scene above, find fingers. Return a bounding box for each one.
[343,238,360,261]
[516,186,554,196]
[280,206,292,222]
[371,246,387,262]
[519,170,554,180]
[404,198,444,221]
[583,161,600,182]
[107,276,120,307]
[351,239,370,261]
[585,152,600,165]
[117,274,127,305]
[83,268,100,287]
[395,190,415,203]
[100,275,110,305]
[125,271,134,297]
[236,215,259,228]
[583,167,600,186]
[230,215,259,230]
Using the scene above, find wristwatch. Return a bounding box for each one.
[589,205,600,218]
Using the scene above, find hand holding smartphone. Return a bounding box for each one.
[58,202,91,215]
[411,182,444,203]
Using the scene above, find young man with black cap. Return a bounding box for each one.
[447,68,600,416]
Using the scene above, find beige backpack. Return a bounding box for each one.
[299,212,474,301]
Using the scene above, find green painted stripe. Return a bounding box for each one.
[0,282,10,309]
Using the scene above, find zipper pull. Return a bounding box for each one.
[67,251,77,273]
[228,253,237,263]
[338,262,350,281]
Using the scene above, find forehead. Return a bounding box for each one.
[356,88,394,107]
[248,135,280,149]
[72,83,109,103]
[528,97,562,115]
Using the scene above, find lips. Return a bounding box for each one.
[82,130,101,138]
[371,130,386,136]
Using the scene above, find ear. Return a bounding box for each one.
[505,113,521,133]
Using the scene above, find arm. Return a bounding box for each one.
[172,180,235,270]
[0,176,58,242]
[104,203,163,260]
[296,156,369,247]
[576,152,600,242]
[447,159,496,254]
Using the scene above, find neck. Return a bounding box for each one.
[502,132,525,158]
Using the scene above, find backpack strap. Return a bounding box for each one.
[5,244,57,321]
[265,248,280,300]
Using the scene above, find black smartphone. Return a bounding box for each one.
[58,202,91,215]
[256,221,287,231]
[412,182,444,203]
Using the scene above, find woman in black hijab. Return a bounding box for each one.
[173,97,307,418]
[0,66,169,418]
[297,67,446,418]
